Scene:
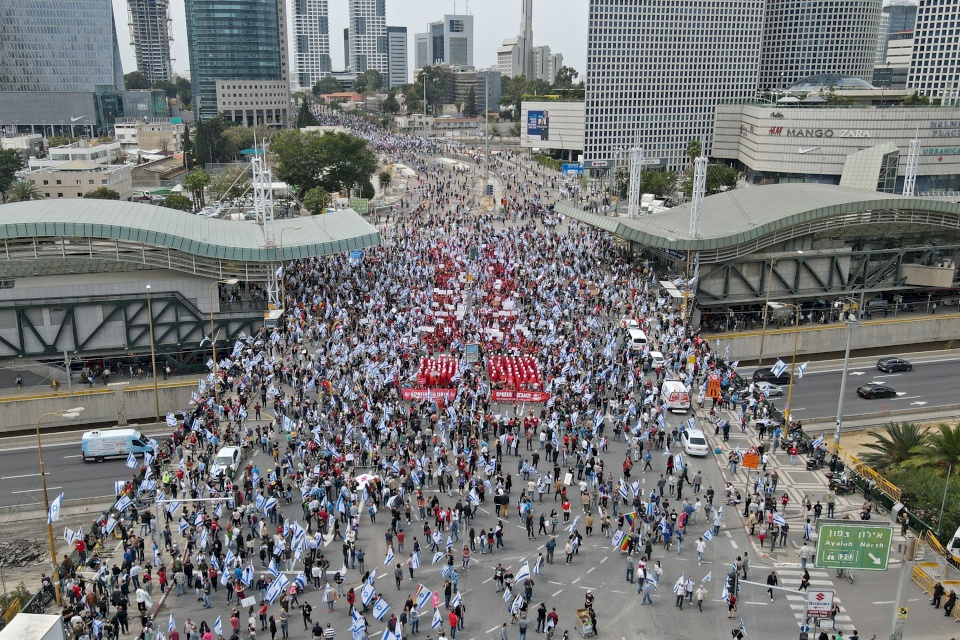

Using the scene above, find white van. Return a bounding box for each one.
[661,380,691,412]
[626,328,648,352]
[81,428,154,463]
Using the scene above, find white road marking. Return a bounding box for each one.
[600,556,607,563]
[551,589,563,597]
[587,567,595,573]
[486,627,499,633]
[1,472,49,479]
[572,577,581,584]
[12,486,62,494]
[873,600,896,605]
[63,454,84,459]
[729,540,739,549]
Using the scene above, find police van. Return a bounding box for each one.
[81,428,154,463]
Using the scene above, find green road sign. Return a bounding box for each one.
[348,198,369,213]
[815,523,893,571]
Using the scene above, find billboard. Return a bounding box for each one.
[526,110,549,141]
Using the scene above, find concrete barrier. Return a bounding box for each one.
[704,314,960,362]
[0,382,193,434]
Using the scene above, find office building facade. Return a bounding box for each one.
[347,0,388,75]
[584,0,764,172]
[127,0,173,83]
[292,0,332,91]
[415,15,474,68]
[520,0,534,80]
[185,0,289,122]
[0,0,125,135]
[759,0,882,91]
[907,0,960,103]
[386,26,408,89]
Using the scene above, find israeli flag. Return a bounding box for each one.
[373,597,390,621]
[411,552,421,569]
[467,489,481,506]
[293,573,307,590]
[168,614,175,633]
[611,530,625,549]
[567,515,580,533]
[115,480,126,495]
[224,550,236,567]
[115,495,133,513]
[243,565,254,587]
[771,359,788,378]
[263,496,277,514]
[268,559,279,577]
[702,529,714,541]
[674,573,685,591]
[797,362,808,379]
[773,512,787,527]
[674,453,684,470]
[361,581,376,606]
[503,588,512,603]
[432,551,444,565]
[431,609,442,630]
[510,595,525,615]
[811,434,824,450]
[266,574,290,604]
[702,572,712,583]
[515,561,531,583]
[618,479,628,501]
[126,452,138,468]
[213,617,223,637]
[440,564,451,578]
[351,616,366,634]
[178,517,189,534]
[63,526,77,544]
[48,492,63,524]
[738,618,747,636]
[384,546,394,566]
[451,591,463,608]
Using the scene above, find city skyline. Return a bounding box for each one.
[111,0,588,83]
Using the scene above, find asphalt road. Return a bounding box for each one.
[745,356,960,421]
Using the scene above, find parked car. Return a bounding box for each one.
[752,368,791,385]
[680,429,710,456]
[857,383,898,399]
[876,357,912,372]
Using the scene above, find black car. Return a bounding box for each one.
[876,357,913,373]
[857,383,898,399]
[752,368,792,385]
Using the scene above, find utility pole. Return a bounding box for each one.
[485,72,490,206]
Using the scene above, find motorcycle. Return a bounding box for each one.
[806,450,826,471]
[828,475,856,496]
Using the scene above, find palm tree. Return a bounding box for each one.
[914,422,960,472]
[7,179,42,202]
[685,139,702,165]
[859,421,927,470]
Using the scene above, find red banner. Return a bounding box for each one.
[491,390,552,403]
[401,388,458,401]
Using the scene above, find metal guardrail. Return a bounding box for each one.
[826,442,903,502]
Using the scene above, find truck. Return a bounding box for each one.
[0,614,67,640]
[81,428,154,463]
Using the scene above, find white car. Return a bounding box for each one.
[680,428,710,456]
[212,446,243,478]
[758,382,784,397]
[649,351,666,368]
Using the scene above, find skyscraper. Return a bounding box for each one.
[414,15,474,68]
[0,0,125,135]
[347,0,388,75]
[127,0,173,83]
[386,26,408,89]
[185,0,290,122]
[519,0,533,79]
[583,0,764,171]
[759,0,882,91]
[907,0,960,103]
[293,0,332,91]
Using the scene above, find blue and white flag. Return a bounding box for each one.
[115,495,133,513]
[431,608,442,630]
[510,595,525,615]
[168,614,175,633]
[701,572,712,584]
[567,515,580,533]
[381,627,398,640]
[294,573,307,590]
[373,597,390,621]
[361,581,376,606]
[384,546,394,566]
[811,434,824,450]
[611,530,625,550]
[451,591,463,608]
[618,479,628,501]
[268,559,279,577]
[771,359,788,378]
[126,452,138,468]
[178,517,189,534]
[432,551,444,565]
[48,492,63,524]
[166,413,178,427]
[738,618,747,636]
[773,512,787,527]
[265,574,290,604]
[674,453,684,470]
[415,584,432,611]
[515,561,530,583]
[797,362,808,379]
[702,529,714,542]
[411,552,421,569]
[213,617,223,637]
[502,588,512,603]
[674,573,685,591]
[115,480,126,495]
[263,496,277,514]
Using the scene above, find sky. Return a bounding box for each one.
[111,0,588,82]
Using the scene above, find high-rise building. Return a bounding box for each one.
[127,0,173,83]
[519,0,533,80]
[583,0,764,172]
[907,0,960,103]
[386,26,407,89]
[415,33,430,70]
[414,15,474,68]
[759,1,882,91]
[875,13,891,64]
[549,53,564,84]
[185,0,290,123]
[347,0,387,75]
[292,0,332,91]
[497,37,522,78]
[0,0,125,135]
[884,0,918,33]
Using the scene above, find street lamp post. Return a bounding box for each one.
[768,301,801,424]
[833,293,865,445]
[37,407,85,606]
[145,285,160,422]
[209,279,239,405]
[757,258,777,367]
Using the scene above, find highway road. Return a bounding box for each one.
[744,353,960,421]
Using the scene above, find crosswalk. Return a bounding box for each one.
[772,567,857,633]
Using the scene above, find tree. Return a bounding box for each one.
[381,90,400,115]
[295,101,319,128]
[7,179,41,202]
[685,139,703,165]
[313,76,342,97]
[182,123,193,169]
[153,79,178,99]
[163,193,193,211]
[124,71,150,90]
[860,421,928,470]
[905,91,931,106]
[207,165,251,202]
[193,116,229,166]
[915,423,960,472]
[47,136,73,148]
[269,130,378,200]
[378,170,392,192]
[220,125,271,160]
[454,100,463,117]
[463,87,478,117]
[359,179,375,199]
[640,170,679,199]
[175,77,192,108]
[303,187,329,215]
[509,121,522,137]
[0,148,25,204]
[181,169,210,211]
[353,70,384,95]
[553,66,579,90]
[83,186,121,200]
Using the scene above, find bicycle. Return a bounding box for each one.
[835,568,854,584]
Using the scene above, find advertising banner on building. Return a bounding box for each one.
[491,390,552,403]
[526,110,549,141]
